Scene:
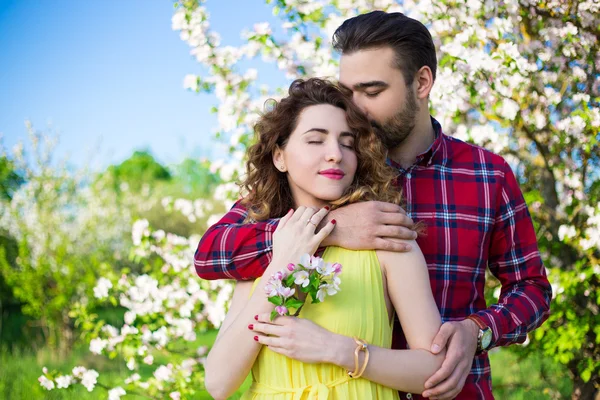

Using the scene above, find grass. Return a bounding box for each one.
[0,308,571,400]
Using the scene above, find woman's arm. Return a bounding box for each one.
[204,271,279,399]
[333,244,443,393]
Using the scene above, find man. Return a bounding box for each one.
[194,11,551,400]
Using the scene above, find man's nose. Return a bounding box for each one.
[352,93,369,115]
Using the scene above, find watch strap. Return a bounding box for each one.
[466,315,487,330]
[466,315,491,354]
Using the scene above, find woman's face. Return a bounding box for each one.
[273,104,358,209]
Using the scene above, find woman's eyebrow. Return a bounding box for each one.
[303,128,328,134]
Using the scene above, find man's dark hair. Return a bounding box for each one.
[332,11,437,84]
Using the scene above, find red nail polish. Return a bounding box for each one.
[254,315,258,320]
[331,219,336,224]
[248,324,254,330]
[324,206,330,210]
[254,336,259,341]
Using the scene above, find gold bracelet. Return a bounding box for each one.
[347,337,369,379]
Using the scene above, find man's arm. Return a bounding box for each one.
[194,200,278,280]
[422,160,553,400]
[195,200,418,280]
[472,160,552,347]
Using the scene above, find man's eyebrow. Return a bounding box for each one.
[352,81,389,90]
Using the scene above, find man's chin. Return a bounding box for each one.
[375,130,411,149]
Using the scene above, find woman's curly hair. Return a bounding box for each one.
[240,78,401,222]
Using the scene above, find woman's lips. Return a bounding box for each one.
[318,170,345,180]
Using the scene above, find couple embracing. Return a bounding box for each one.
[195,11,551,400]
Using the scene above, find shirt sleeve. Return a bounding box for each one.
[472,160,552,348]
[194,200,279,280]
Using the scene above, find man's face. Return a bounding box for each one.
[339,46,419,149]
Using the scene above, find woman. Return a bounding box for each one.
[205,78,443,399]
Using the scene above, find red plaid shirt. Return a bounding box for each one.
[194,119,552,399]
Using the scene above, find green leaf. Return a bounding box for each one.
[285,273,295,287]
[270,310,278,321]
[299,284,310,293]
[268,296,283,306]
[310,291,320,304]
[581,368,591,382]
[285,297,304,309]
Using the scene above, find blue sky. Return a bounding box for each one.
[0,0,281,170]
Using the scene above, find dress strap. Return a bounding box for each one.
[248,375,351,400]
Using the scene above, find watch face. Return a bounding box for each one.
[481,329,492,349]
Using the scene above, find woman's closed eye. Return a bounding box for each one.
[365,91,381,98]
[307,141,323,144]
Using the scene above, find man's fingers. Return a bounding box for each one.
[431,322,454,353]
[374,201,405,213]
[376,225,418,240]
[374,237,413,252]
[424,357,456,391]
[379,211,415,230]
[423,364,464,399]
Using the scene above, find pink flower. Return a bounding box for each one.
[332,263,342,274]
[277,286,295,299]
[275,305,288,316]
[264,282,279,297]
[273,271,284,281]
[293,270,310,287]
[287,263,296,271]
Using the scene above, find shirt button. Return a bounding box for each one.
[406,173,412,179]
[406,394,413,399]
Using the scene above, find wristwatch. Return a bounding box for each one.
[466,315,492,354]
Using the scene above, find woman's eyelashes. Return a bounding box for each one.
[306,140,354,150]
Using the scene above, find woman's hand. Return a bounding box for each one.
[249,313,338,364]
[272,206,335,264]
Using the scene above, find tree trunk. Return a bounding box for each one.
[572,377,600,400]
[58,310,74,359]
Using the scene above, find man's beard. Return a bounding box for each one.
[370,88,420,150]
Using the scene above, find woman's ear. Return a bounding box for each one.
[272,146,286,172]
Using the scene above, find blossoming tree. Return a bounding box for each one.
[36,0,599,398]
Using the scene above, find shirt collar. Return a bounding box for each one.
[387,117,445,170]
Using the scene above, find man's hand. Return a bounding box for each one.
[422,319,479,399]
[320,201,417,252]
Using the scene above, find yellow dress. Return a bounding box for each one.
[241,246,399,400]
